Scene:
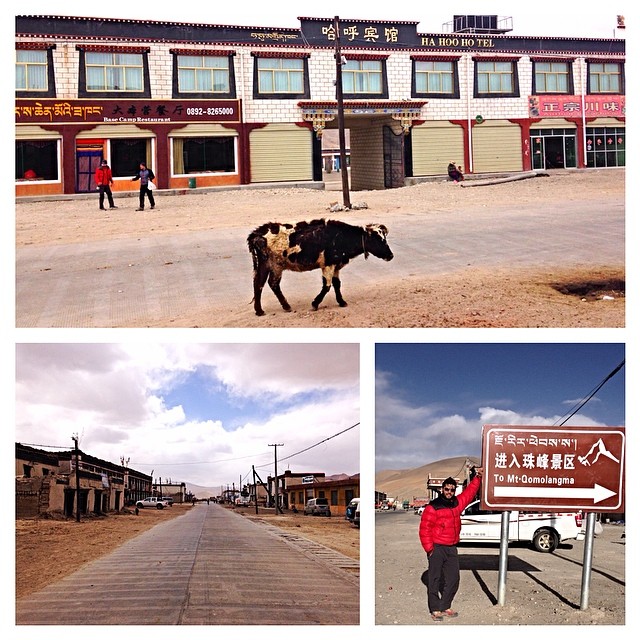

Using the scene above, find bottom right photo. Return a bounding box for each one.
[374,343,625,626]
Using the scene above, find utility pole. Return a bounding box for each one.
[334,16,351,210]
[269,443,284,514]
[72,435,81,522]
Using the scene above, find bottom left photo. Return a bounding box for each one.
[14,342,360,626]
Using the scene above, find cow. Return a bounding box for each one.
[247,218,394,316]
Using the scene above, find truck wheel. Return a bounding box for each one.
[533,529,558,552]
[157,504,164,509]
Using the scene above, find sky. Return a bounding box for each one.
[375,343,625,472]
[9,0,632,38]
[15,343,360,491]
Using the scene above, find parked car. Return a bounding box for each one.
[303,497,331,517]
[459,500,586,552]
[354,500,360,528]
[346,498,360,522]
[136,496,170,509]
[159,496,174,506]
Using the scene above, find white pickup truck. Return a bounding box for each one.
[135,496,170,509]
[459,499,593,552]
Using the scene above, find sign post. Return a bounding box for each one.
[481,425,625,607]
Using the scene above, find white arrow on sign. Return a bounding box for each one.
[494,483,616,504]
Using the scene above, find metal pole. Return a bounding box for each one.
[269,443,284,514]
[497,510,510,605]
[334,16,351,209]
[73,436,81,522]
[580,512,597,610]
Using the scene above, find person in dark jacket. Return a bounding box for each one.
[95,159,117,210]
[131,161,156,211]
[419,467,483,621]
[447,161,464,182]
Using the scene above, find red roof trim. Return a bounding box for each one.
[251,50,310,58]
[170,48,236,56]
[75,44,150,53]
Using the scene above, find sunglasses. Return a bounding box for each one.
[442,487,456,493]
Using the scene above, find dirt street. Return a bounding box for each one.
[375,509,625,625]
[15,169,624,328]
[15,504,358,600]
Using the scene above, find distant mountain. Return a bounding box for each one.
[185,482,221,499]
[375,456,480,501]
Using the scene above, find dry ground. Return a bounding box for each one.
[15,504,358,599]
[16,169,625,328]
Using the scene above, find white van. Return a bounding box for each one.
[460,500,587,552]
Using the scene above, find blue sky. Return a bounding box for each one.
[375,343,625,472]
[15,343,360,489]
[8,0,631,38]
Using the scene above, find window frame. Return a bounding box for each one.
[252,53,310,100]
[587,61,624,95]
[532,59,574,95]
[15,138,61,183]
[16,45,57,98]
[474,58,520,98]
[411,57,460,99]
[342,56,389,99]
[77,47,151,98]
[172,50,236,99]
[170,135,238,176]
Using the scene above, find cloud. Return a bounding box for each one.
[15,343,360,487]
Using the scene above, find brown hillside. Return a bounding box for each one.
[375,456,480,502]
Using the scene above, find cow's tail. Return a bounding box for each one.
[247,232,269,304]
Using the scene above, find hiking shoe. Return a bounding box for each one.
[443,609,459,618]
[109,205,118,209]
[135,208,144,211]
[431,612,444,622]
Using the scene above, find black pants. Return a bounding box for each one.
[427,544,460,613]
[98,185,115,209]
[139,185,155,209]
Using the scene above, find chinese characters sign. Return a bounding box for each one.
[529,95,625,119]
[481,425,625,511]
[15,99,240,124]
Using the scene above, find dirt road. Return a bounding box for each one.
[375,509,625,625]
[15,169,624,328]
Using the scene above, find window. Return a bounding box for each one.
[475,60,519,97]
[172,136,236,174]
[15,139,59,181]
[586,127,625,168]
[343,59,384,95]
[110,138,150,178]
[413,59,458,98]
[16,50,48,91]
[589,62,622,94]
[177,55,230,93]
[533,61,571,94]
[331,490,338,506]
[86,52,143,92]
[257,58,304,94]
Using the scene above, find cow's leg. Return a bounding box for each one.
[268,271,292,312]
[332,270,347,307]
[312,266,335,310]
[252,263,270,316]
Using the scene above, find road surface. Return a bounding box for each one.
[16,504,359,625]
[15,199,623,327]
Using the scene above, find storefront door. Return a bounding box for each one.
[75,149,103,193]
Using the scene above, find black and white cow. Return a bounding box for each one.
[247,218,394,316]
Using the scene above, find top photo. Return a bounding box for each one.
[14,4,625,328]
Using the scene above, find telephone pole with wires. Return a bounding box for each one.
[269,443,284,514]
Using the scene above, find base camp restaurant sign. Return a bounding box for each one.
[481,425,625,512]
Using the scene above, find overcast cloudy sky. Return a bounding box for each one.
[375,343,625,472]
[10,0,630,38]
[15,343,360,490]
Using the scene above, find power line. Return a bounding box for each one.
[555,359,625,426]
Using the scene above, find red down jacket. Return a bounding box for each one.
[419,476,481,554]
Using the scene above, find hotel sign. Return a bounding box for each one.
[15,99,241,124]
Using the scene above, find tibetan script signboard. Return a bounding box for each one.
[481,425,625,512]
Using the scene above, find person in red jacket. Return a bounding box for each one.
[419,467,483,621]
[94,159,117,210]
